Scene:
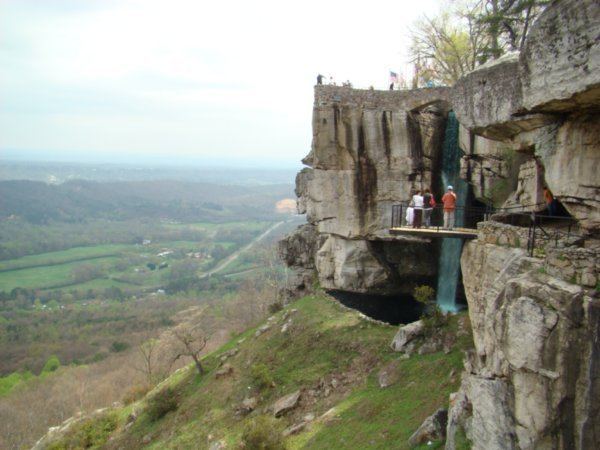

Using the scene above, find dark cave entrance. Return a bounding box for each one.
[327,290,425,326]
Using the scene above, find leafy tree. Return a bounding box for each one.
[410,2,489,86]
[414,285,436,304]
[71,263,104,284]
[409,0,549,86]
[110,341,130,353]
[41,355,61,373]
[477,0,550,58]
[48,300,59,310]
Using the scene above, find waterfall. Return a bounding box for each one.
[436,111,467,312]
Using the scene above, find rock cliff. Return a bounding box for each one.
[453,0,600,229]
[445,229,599,450]
[445,2,600,448]
[280,86,452,295]
[281,0,599,448]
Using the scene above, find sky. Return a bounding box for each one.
[0,0,441,168]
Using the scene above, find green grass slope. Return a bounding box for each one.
[43,293,472,450]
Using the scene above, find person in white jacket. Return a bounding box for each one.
[411,190,424,228]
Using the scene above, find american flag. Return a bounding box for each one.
[390,71,399,83]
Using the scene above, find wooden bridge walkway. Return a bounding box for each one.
[389,226,478,239]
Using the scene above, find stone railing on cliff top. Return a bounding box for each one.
[314,85,451,111]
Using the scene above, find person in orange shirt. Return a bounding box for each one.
[544,186,557,216]
[441,185,457,230]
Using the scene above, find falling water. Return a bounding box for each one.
[436,112,467,312]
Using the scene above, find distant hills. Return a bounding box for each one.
[0,160,299,185]
[0,179,295,224]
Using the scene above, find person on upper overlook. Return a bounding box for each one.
[317,74,324,85]
[423,188,435,228]
[411,189,424,229]
[442,185,457,230]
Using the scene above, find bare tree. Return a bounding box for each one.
[134,338,161,384]
[170,326,208,375]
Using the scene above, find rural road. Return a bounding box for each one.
[199,220,285,278]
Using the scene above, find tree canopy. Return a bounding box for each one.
[409,0,549,86]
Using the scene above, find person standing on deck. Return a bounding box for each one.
[442,186,457,230]
[411,190,424,228]
[423,188,435,228]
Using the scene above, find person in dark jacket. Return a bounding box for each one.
[423,188,435,227]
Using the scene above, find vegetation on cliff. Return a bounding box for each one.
[40,293,472,450]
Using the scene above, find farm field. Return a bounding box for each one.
[0,221,275,294]
[164,220,270,233]
[0,256,121,291]
[0,244,131,272]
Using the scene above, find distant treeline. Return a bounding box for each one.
[0,179,294,224]
[0,219,206,260]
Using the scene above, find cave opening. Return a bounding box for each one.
[327,290,425,326]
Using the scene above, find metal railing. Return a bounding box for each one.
[521,212,579,256]
[391,202,491,230]
[390,201,582,256]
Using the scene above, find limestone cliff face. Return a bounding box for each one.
[452,0,600,229]
[281,86,451,295]
[446,234,599,450]
[445,1,600,449]
[280,1,599,446]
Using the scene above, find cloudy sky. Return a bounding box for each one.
[0,0,441,168]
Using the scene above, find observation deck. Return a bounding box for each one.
[390,203,487,239]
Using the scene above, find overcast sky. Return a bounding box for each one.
[0,0,441,168]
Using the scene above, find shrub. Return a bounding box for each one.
[41,355,61,374]
[241,415,286,450]
[413,285,447,335]
[454,424,472,450]
[145,387,179,421]
[414,285,435,305]
[47,412,118,450]
[421,303,447,335]
[250,363,275,390]
[122,384,152,405]
[268,301,283,314]
[110,341,130,353]
[90,352,108,363]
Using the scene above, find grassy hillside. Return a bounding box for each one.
[43,293,472,450]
